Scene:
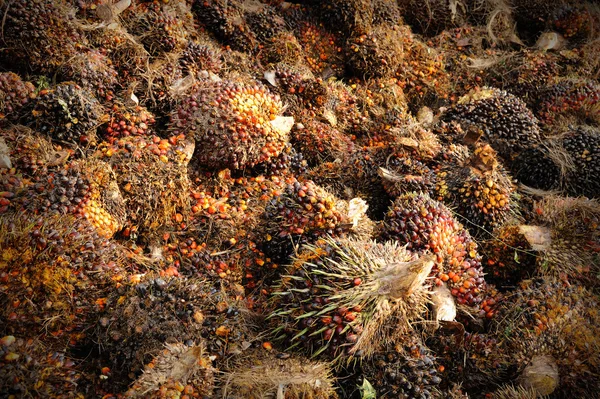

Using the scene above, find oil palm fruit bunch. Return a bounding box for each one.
[29,82,102,146]
[96,134,192,232]
[291,117,355,167]
[269,237,434,362]
[244,3,287,44]
[124,341,215,398]
[262,179,349,262]
[398,0,466,36]
[0,72,35,122]
[361,337,444,399]
[313,0,373,38]
[101,100,156,140]
[379,193,486,309]
[94,275,252,393]
[58,49,119,102]
[345,26,405,79]
[437,144,515,236]
[491,277,600,397]
[265,66,328,112]
[0,0,88,73]
[179,40,223,77]
[221,348,336,399]
[2,126,64,179]
[293,20,345,78]
[442,88,542,165]
[535,79,600,127]
[512,146,561,191]
[170,79,292,170]
[558,126,600,198]
[192,0,257,53]
[0,336,84,398]
[251,142,308,177]
[124,1,192,56]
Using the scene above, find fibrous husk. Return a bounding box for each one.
[517,355,559,397]
[221,349,337,399]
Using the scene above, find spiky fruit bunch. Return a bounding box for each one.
[59,49,118,102]
[30,82,102,145]
[192,0,256,52]
[0,337,84,398]
[170,80,289,170]
[345,27,404,79]
[491,278,600,397]
[259,31,304,65]
[536,79,600,126]
[0,0,88,73]
[315,0,372,37]
[96,134,192,231]
[514,0,582,37]
[480,225,538,287]
[295,21,345,77]
[551,5,594,41]
[263,180,349,261]
[380,193,486,308]
[267,67,327,110]
[179,41,223,76]
[141,55,185,115]
[362,338,443,399]
[222,349,336,399]
[269,237,432,361]
[0,72,35,121]
[102,101,156,140]
[251,142,308,177]
[379,156,439,198]
[124,342,215,398]
[245,4,287,43]
[512,146,561,190]
[438,144,515,236]
[125,1,192,55]
[292,119,355,166]
[559,126,600,198]
[398,0,465,36]
[443,88,542,163]
[2,126,64,179]
[94,275,251,393]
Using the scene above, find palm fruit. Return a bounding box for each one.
[58,49,119,102]
[323,80,370,136]
[0,336,84,398]
[0,210,121,352]
[480,224,539,287]
[95,134,192,232]
[259,31,305,65]
[124,341,215,398]
[394,30,450,111]
[372,0,402,26]
[558,126,600,198]
[124,1,192,56]
[170,79,291,170]
[29,82,102,146]
[314,0,373,37]
[269,237,433,361]
[0,0,88,73]
[535,79,600,126]
[437,144,515,236]
[221,348,336,399]
[398,0,466,36]
[245,3,287,44]
[442,88,542,164]
[514,0,583,39]
[294,21,345,77]
[265,66,327,112]
[550,5,595,41]
[93,275,251,393]
[262,179,349,262]
[0,72,35,121]
[101,101,156,140]
[379,193,487,309]
[292,118,355,167]
[192,0,257,53]
[490,278,600,397]
[361,338,444,399]
[141,54,185,116]
[512,146,561,190]
[179,40,223,77]
[345,26,404,80]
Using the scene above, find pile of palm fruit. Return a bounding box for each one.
[1,0,599,398]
